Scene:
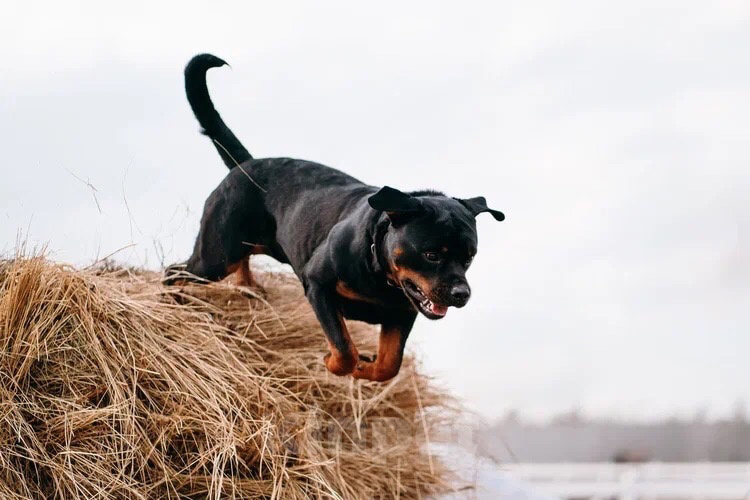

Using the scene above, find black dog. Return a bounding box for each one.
[165,54,504,382]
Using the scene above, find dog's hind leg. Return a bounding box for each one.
[228,243,274,287]
[164,167,275,287]
[228,257,255,287]
[166,189,250,285]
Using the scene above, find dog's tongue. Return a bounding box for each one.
[430,303,448,316]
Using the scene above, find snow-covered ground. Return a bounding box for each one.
[431,450,750,500]
[431,445,558,499]
[500,462,750,500]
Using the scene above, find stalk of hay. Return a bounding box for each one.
[0,256,454,499]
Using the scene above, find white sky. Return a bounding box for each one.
[1,0,748,422]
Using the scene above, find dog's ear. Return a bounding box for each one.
[457,196,505,221]
[369,186,424,225]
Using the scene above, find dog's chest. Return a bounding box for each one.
[334,281,412,324]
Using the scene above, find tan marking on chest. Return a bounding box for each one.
[335,281,381,305]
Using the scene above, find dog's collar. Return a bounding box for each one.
[371,219,401,289]
[370,243,400,288]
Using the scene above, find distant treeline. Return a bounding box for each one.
[479,409,750,462]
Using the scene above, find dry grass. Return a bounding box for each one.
[0,256,454,499]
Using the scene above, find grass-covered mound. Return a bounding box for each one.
[0,257,451,498]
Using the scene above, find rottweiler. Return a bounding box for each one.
[165,54,504,382]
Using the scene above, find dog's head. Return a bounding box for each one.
[369,186,504,320]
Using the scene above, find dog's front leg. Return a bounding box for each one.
[306,284,359,375]
[353,315,416,382]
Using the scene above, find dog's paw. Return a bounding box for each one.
[323,351,357,376]
[352,360,399,382]
[162,263,188,286]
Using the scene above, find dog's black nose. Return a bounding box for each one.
[450,284,471,306]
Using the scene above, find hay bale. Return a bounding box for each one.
[0,256,453,499]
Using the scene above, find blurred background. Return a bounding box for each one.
[2,1,749,495]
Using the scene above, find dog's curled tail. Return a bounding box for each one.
[185,53,253,168]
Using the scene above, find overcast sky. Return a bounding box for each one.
[2,0,748,422]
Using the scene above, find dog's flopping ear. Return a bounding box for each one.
[457,197,505,221]
[369,186,424,225]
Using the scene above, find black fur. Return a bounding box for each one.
[185,54,252,168]
[166,54,504,381]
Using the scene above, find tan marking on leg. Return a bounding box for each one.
[323,312,359,376]
[352,325,404,382]
[236,258,255,287]
[226,258,255,287]
[247,244,270,255]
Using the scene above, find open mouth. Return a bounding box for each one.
[402,280,448,319]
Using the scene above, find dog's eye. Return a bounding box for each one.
[423,251,441,262]
[465,256,474,268]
